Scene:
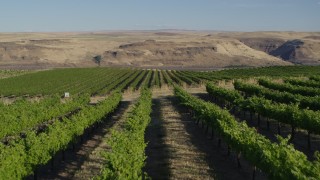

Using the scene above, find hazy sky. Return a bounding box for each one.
[0,0,319,32]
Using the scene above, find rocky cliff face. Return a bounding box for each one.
[103,41,219,66]
[102,39,291,68]
[240,38,320,65]
[1,31,318,69]
[269,39,304,63]
[105,41,217,60]
[239,38,285,53]
[0,42,43,61]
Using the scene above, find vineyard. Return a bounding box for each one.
[1,66,320,179]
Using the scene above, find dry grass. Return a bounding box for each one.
[2,31,318,69]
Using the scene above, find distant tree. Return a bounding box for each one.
[93,55,102,66]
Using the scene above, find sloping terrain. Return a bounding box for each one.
[239,38,286,54]
[238,33,320,65]
[0,31,319,69]
[102,39,290,68]
[269,39,304,63]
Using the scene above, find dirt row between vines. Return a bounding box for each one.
[211,80,320,160]
[31,91,140,180]
[146,88,267,180]
[32,87,268,180]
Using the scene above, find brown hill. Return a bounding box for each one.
[225,32,320,65]
[1,31,319,69]
[240,37,320,65]
[239,38,285,54]
[101,39,290,68]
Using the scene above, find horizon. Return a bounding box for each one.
[0,0,319,32]
[1,29,320,34]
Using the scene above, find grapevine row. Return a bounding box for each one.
[284,78,320,89]
[207,83,320,138]
[161,70,173,85]
[97,70,139,95]
[177,71,203,84]
[258,78,320,97]
[151,70,161,88]
[174,86,320,179]
[0,92,122,179]
[129,70,148,90]
[234,80,320,111]
[171,71,194,85]
[0,68,135,96]
[0,95,89,140]
[309,76,320,82]
[167,70,184,85]
[99,89,152,179]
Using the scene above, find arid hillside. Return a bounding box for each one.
[0,31,319,69]
[102,39,289,68]
[228,32,320,65]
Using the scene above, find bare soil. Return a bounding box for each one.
[4,31,318,69]
[29,97,136,180]
[72,100,134,179]
[145,89,267,180]
[195,92,320,161]
[26,86,320,180]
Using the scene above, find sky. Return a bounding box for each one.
[0,0,319,32]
